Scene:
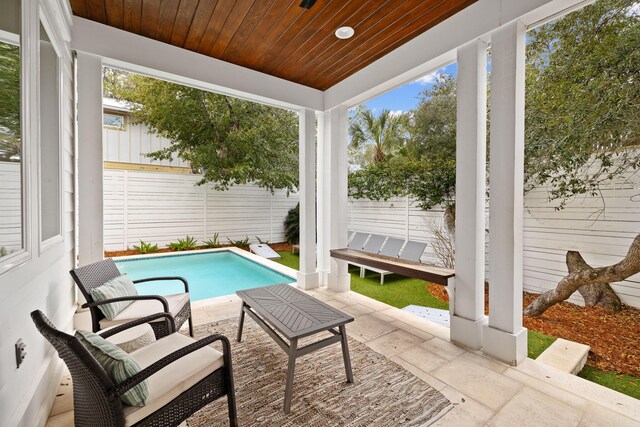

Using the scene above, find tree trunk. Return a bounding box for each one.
[443,203,455,237]
[524,233,640,316]
[567,251,622,311]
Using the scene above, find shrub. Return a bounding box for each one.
[168,236,198,251]
[133,240,159,254]
[227,236,250,247]
[202,233,221,248]
[284,203,299,244]
[255,236,269,244]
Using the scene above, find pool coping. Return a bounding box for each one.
[112,247,300,308]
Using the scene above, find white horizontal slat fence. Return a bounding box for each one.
[0,161,22,254]
[348,167,640,308]
[104,168,298,251]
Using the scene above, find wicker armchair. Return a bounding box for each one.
[70,259,193,337]
[31,310,238,427]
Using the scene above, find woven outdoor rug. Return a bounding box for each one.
[187,318,452,427]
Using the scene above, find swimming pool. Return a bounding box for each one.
[115,250,296,301]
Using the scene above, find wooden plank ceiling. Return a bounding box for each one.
[70,0,477,91]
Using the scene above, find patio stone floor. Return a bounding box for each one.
[47,287,640,426]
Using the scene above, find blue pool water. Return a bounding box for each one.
[115,251,295,301]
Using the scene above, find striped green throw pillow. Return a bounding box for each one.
[91,274,138,320]
[76,329,149,406]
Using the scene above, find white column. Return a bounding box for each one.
[317,113,329,286]
[451,39,488,350]
[318,107,350,291]
[297,108,319,290]
[76,52,104,267]
[484,21,528,365]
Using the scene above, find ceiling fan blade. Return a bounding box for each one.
[299,0,317,10]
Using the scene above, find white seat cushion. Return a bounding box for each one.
[103,323,156,353]
[123,333,224,426]
[99,293,190,329]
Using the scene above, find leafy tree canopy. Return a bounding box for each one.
[349,106,407,165]
[0,42,20,162]
[349,74,457,210]
[108,70,299,192]
[524,0,640,207]
[349,0,640,212]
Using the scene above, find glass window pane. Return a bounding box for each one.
[103,112,125,129]
[39,23,61,242]
[0,0,22,258]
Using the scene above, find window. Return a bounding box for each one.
[103,112,126,130]
[39,20,62,245]
[0,0,24,263]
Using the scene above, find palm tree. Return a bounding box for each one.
[349,107,407,165]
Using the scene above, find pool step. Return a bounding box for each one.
[536,338,590,375]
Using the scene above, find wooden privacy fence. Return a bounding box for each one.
[103,165,639,308]
[104,168,298,251]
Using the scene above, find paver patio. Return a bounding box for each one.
[46,287,640,426]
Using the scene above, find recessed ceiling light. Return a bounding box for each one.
[335,26,354,40]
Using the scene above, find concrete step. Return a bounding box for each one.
[536,338,590,375]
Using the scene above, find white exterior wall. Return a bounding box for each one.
[104,169,298,251]
[103,120,189,168]
[0,1,76,426]
[348,167,640,309]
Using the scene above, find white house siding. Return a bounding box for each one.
[348,168,640,309]
[104,168,298,251]
[0,2,77,426]
[103,120,190,168]
[0,162,21,254]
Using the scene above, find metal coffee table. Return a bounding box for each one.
[236,284,354,413]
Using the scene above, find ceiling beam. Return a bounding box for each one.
[71,17,324,111]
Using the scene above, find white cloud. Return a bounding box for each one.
[414,70,442,85]
[389,110,404,117]
[627,2,640,16]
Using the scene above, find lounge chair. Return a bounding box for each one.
[347,232,370,250]
[363,239,428,284]
[31,310,237,427]
[355,234,387,277]
[360,237,405,283]
[70,259,194,337]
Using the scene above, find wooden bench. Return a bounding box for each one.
[330,248,455,286]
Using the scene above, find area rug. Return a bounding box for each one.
[187,318,452,426]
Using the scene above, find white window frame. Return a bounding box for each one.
[37,6,64,253]
[0,4,31,276]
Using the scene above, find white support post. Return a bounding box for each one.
[484,21,528,365]
[322,106,351,292]
[297,109,319,290]
[451,39,488,350]
[317,113,329,286]
[77,52,104,267]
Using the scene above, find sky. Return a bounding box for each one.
[363,62,458,113]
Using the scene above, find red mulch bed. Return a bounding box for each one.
[428,284,640,377]
[104,242,293,258]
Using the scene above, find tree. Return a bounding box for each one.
[0,41,21,162]
[348,74,457,231]
[349,107,407,165]
[524,233,639,316]
[110,71,299,192]
[524,0,640,208]
[524,0,640,314]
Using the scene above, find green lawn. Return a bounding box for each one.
[275,251,447,310]
[527,330,557,359]
[578,366,640,399]
[274,251,639,399]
